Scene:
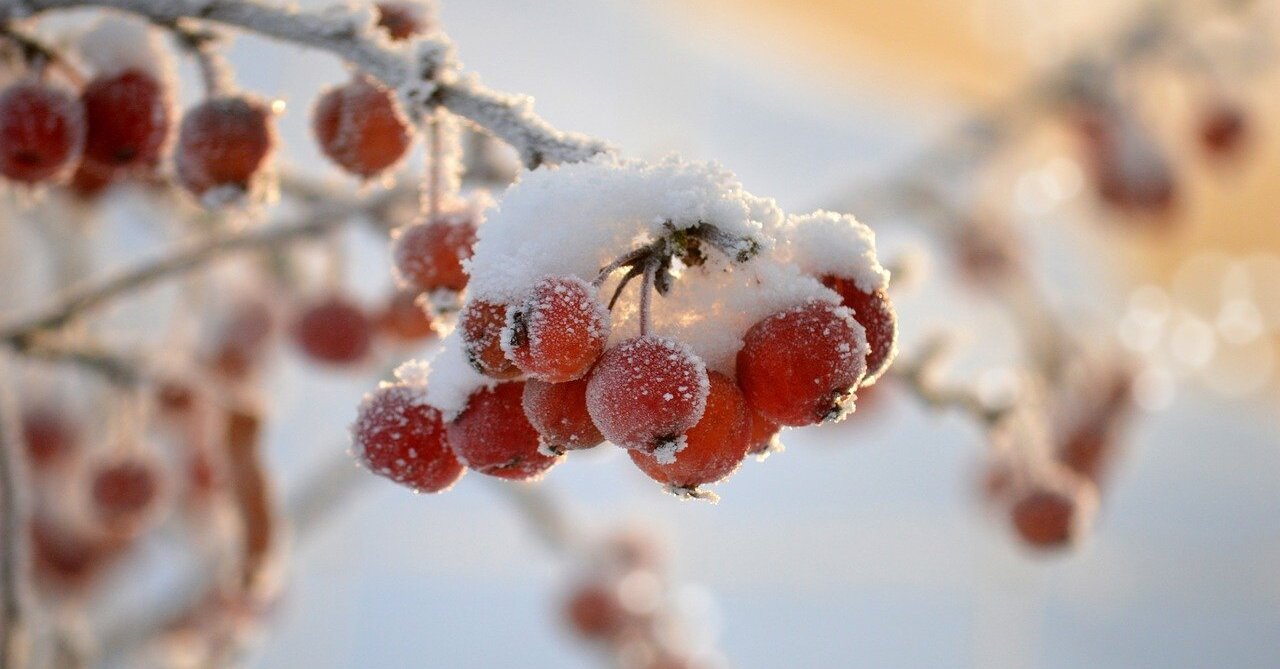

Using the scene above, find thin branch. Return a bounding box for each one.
[0,187,411,344]
[890,336,1012,426]
[12,0,613,168]
[0,356,28,669]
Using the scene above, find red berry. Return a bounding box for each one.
[29,518,119,591]
[176,95,274,199]
[504,276,609,382]
[0,81,84,183]
[313,75,413,178]
[586,336,709,453]
[208,299,276,380]
[820,275,897,384]
[446,382,561,480]
[375,2,430,41]
[629,372,749,490]
[91,457,161,531]
[22,406,80,470]
[522,376,604,453]
[1010,473,1096,551]
[745,403,780,456]
[155,379,197,417]
[393,217,476,293]
[352,383,464,493]
[1058,427,1111,484]
[1199,102,1248,157]
[736,301,867,427]
[459,299,521,379]
[377,290,436,342]
[292,296,373,366]
[80,68,170,172]
[564,581,629,641]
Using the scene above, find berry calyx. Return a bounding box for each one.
[175,95,275,200]
[503,276,609,382]
[0,81,85,184]
[746,403,781,457]
[352,383,464,493]
[459,299,521,379]
[91,457,162,532]
[522,376,604,453]
[446,381,561,480]
[586,335,709,453]
[291,296,373,366]
[80,68,170,173]
[376,290,436,342]
[392,216,476,293]
[820,275,897,385]
[313,75,413,178]
[736,300,867,427]
[629,371,750,492]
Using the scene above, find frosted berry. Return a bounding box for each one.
[176,95,274,198]
[155,379,197,417]
[22,406,80,470]
[446,382,561,480]
[736,301,867,427]
[0,81,85,183]
[1010,474,1096,551]
[393,217,476,293]
[504,276,609,382]
[586,336,709,453]
[80,69,170,172]
[746,403,780,456]
[460,299,521,379]
[376,2,430,41]
[352,383,464,493]
[564,581,629,641]
[629,372,750,490]
[91,457,161,531]
[522,377,604,453]
[377,290,436,342]
[313,75,413,178]
[292,296,373,365]
[820,275,897,384]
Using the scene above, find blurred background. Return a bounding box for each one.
[6,0,1280,667]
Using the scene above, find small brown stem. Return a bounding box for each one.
[425,110,443,220]
[606,265,642,311]
[1,25,84,85]
[592,245,650,288]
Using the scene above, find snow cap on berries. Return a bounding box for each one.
[783,210,889,294]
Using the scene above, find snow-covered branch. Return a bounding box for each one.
[5,0,612,167]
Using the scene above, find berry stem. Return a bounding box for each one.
[425,109,443,220]
[639,256,656,337]
[158,19,234,96]
[0,25,84,86]
[592,245,650,288]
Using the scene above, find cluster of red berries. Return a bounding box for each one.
[18,402,172,591]
[0,3,429,199]
[355,211,898,499]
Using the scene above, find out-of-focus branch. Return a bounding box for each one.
[10,0,613,168]
[890,335,1012,427]
[0,358,29,669]
[0,186,412,346]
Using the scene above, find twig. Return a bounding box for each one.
[890,336,1012,426]
[12,0,613,168]
[0,356,28,669]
